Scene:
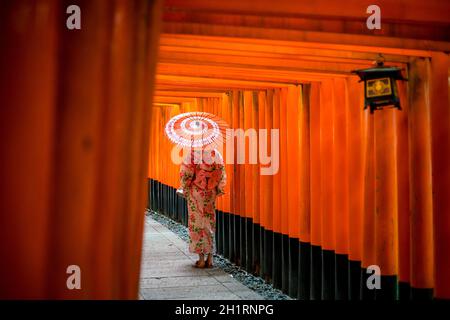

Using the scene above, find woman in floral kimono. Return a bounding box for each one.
[179,148,226,268]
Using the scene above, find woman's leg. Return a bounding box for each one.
[195,253,205,268]
[206,253,213,267]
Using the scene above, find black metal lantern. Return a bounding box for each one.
[352,55,407,113]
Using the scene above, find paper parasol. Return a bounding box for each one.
[164,112,229,148]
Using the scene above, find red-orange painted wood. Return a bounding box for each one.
[298,85,311,243]
[165,0,450,25]
[374,109,399,277]
[279,88,289,236]
[222,93,233,214]
[258,92,267,230]
[272,89,282,234]
[333,79,349,255]
[362,110,376,269]
[244,91,255,220]
[231,91,241,220]
[287,86,301,239]
[0,0,59,299]
[396,81,411,287]
[408,58,435,290]
[262,90,274,232]
[430,52,450,299]
[346,77,364,262]
[309,83,322,247]
[0,0,162,299]
[319,80,335,251]
[252,92,261,226]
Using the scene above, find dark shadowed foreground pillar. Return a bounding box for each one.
[0,0,162,299]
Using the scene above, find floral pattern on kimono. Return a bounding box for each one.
[180,149,226,254]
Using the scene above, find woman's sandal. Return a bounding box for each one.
[205,257,213,268]
[193,260,206,268]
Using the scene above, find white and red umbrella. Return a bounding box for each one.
[164,112,229,148]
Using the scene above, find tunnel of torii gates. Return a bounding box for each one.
[0,0,449,300]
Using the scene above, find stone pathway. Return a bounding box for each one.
[139,216,264,300]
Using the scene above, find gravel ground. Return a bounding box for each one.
[146,209,292,300]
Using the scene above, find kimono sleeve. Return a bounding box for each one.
[180,160,195,191]
[216,164,227,196]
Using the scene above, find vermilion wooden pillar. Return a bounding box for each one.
[0,0,162,299]
[129,0,165,298]
[319,80,335,300]
[287,85,300,297]
[231,90,241,264]
[223,93,234,259]
[251,92,261,275]
[298,84,311,300]
[396,80,411,299]
[361,109,376,300]
[309,82,322,300]
[333,79,349,300]
[261,89,274,282]
[243,91,254,272]
[429,52,450,300]
[408,58,435,299]
[222,93,233,215]
[272,89,282,289]
[0,0,59,299]
[279,87,289,293]
[237,90,246,266]
[374,109,399,300]
[92,0,136,297]
[257,91,267,277]
[346,77,364,300]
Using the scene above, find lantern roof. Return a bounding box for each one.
[352,56,407,81]
[352,66,407,81]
